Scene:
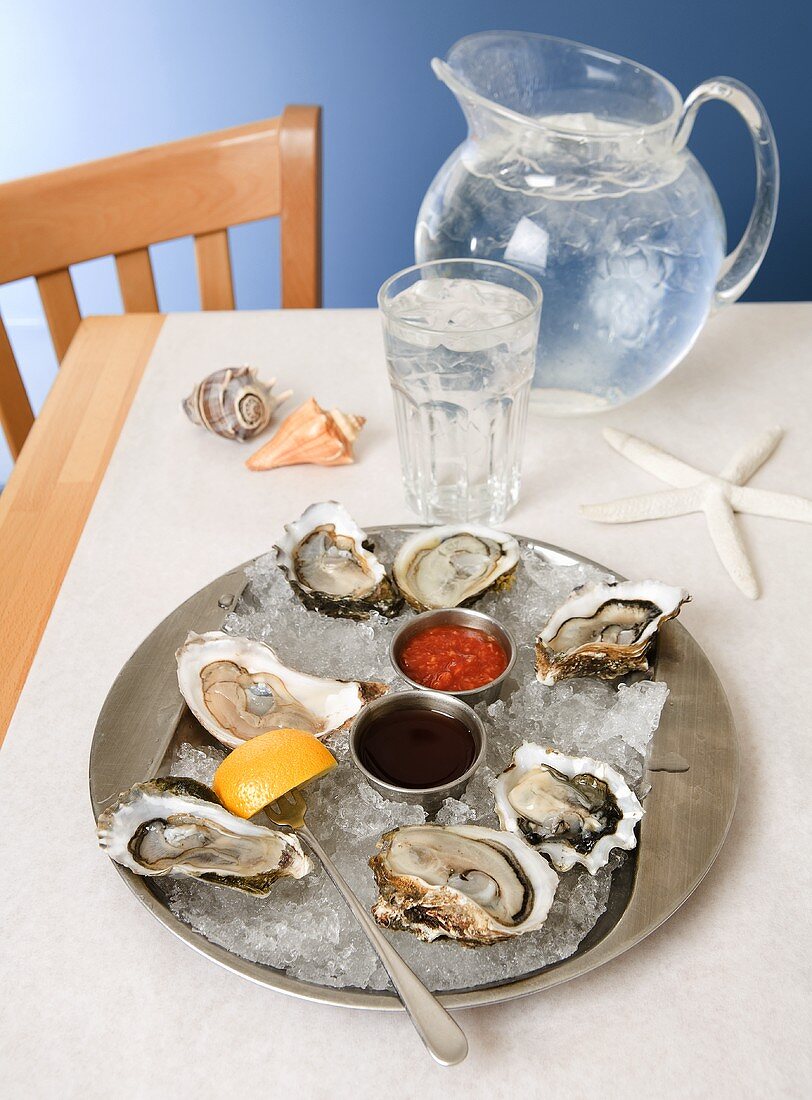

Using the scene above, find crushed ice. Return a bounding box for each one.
[161,536,668,993]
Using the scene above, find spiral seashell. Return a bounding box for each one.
[245,397,366,471]
[182,367,292,442]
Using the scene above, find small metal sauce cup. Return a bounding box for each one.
[348,689,486,811]
[389,607,517,706]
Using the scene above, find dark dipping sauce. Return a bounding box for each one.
[357,708,477,789]
[399,624,509,692]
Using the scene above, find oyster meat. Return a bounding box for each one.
[97,777,311,895]
[369,823,558,945]
[393,525,520,611]
[275,501,402,619]
[493,743,644,874]
[535,579,690,684]
[176,630,386,749]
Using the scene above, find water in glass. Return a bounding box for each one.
[380,262,541,524]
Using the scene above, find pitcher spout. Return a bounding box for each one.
[432,32,682,147]
[430,55,540,145]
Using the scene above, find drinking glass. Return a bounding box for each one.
[378,258,542,525]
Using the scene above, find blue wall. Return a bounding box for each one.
[0,0,808,474]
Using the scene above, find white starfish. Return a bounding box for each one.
[580,426,812,599]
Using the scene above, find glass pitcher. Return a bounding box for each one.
[416,32,779,415]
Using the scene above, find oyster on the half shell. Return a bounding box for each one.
[369,823,558,946]
[275,502,402,619]
[535,579,690,685]
[493,743,644,874]
[176,630,386,748]
[393,525,520,612]
[97,777,311,895]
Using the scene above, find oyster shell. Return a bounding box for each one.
[275,501,402,619]
[393,525,520,611]
[369,823,558,945]
[176,630,387,748]
[493,743,643,874]
[97,777,311,895]
[535,579,690,685]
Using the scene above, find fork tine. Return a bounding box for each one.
[264,788,306,828]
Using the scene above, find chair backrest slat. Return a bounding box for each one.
[0,317,34,459]
[36,269,81,361]
[280,106,322,309]
[115,248,159,312]
[194,230,235,310]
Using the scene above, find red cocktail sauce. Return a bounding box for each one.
[399,624,508,692]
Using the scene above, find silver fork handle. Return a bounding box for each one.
[298,823,468,1067]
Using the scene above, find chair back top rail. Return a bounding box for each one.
[0,117,284,283]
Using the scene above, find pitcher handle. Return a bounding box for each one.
[673,78,779,307]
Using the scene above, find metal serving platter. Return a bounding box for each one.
[89,528,739,1011]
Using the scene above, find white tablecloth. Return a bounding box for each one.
[2,305,810,1098]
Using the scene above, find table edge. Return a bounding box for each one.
[0,313,165,743]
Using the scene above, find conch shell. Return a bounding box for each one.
[246,397,365,471]
[183,366,291,441]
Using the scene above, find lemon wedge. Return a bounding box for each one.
[213,728,336,819]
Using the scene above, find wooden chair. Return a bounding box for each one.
[0,105,322,460]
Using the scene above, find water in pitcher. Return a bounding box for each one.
[380,272,540,524]
[418,130,725,415]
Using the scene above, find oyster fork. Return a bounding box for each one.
[266,789,468,1066]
